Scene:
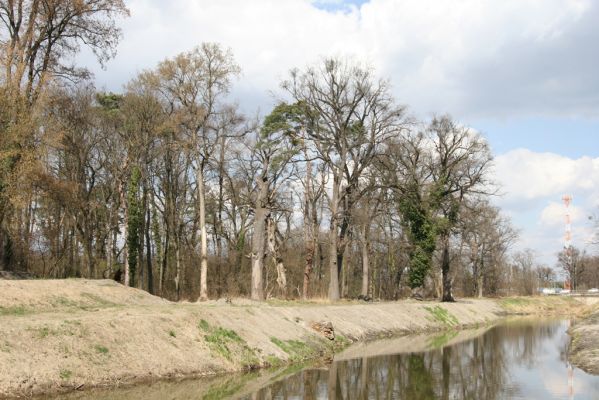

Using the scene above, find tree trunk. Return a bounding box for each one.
[471,241,481,298]
[251,177,269,300]
[360,225,370,297]
[120,181,130,287]
[477,258,484,298]
[145,197,154,295]
[106,210,114,278]
[302,158,314,300]
[174,237,181,301]
[267,217,287,298]
[84,235,95,279]
[197,163,209,301]
[159,226,169,297]
[441,234,455,302]
[341,248,349,299]
[328,175,340,301]
[138,188,145,290]
[216,135,226,297]
[302,244,314,300]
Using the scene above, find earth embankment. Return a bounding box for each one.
[0,279,587,398]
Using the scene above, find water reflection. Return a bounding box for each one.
[242,320,599,400]
[53,319,599,400]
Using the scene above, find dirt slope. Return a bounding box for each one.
[569,302,599,375]
[0,279,586,398]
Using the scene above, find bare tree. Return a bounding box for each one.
[0,0,128,271]
[557,247,585,291]
[512,249,538,295]
[283,58,408,301]
[460,200,518,297]
[132,44,239,300]
[0,0,129,103]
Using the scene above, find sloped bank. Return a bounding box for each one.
[569,303,599,375]
[0,279,586,398]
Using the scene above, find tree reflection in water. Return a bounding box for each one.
[244,320,599,400]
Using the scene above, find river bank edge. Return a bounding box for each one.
[569,303,599,375]
[0,279,592,398]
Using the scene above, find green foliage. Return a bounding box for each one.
[95,92,123,111]
[500,297,533,309]
[80,292,118,307]
[48,294,117,312]
[94,344,109,354]
[260,102,305,140]
[202,323,257,366]
[37,327,49,338]
[0,306,28,316]
[427,330,459,349]
[270,337,315,362]
[59,369,72,380]
[236,230,245,253]
[202,381,245,400]
[334,334,351,348]
[206,328,238,354]
[168,330,176,338]
[265,354,283,367]
[201,374,256,400]
[37,326,52,338]
[424,306,459,327]
[398,187,440,288]
[258,102,305,174]
[198,319,210,331]
[127,166,142,287]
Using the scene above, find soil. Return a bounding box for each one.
[568,301,599,375]
[0,279,589,398]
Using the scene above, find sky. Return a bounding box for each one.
[81,0,599,270]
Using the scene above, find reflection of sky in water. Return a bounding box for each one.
[243,319,599,400]
[502,321,596,399]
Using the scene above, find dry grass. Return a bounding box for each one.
[0,279,593,398]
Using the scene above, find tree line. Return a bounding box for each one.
[1,0,534,302]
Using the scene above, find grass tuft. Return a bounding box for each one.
[94,345,109,354]
[59,369,72,380]
[198,319,210,331]
[201,322,258,367]
[0,306,28,316]
[424,306,459,327]
[270,337,316,362]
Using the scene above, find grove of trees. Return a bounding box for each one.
[1,0,542,302]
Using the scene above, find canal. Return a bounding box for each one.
[57,318,599,399]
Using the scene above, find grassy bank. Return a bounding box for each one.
[568,302,599,375]
[0,279,589,398]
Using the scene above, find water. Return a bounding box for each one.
[239,319,599,399]
[57,319,599,400]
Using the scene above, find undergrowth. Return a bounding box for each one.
[424,306,459,327]
[199,319,258,367]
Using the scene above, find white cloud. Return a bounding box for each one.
[85,0,599,118]
[540,202,584,228]
[492,149,599,264]
[493,149,599,202]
